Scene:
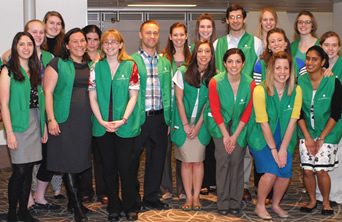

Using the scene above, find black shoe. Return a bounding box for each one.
[300,203,317,213]
[243,188,252,201]
[53,194,66,199]
[18,212,39,222]
[7,211,18,222]
[108,212,122,222]
[229,208,240,215]
[143,200,169,210]
[35,202,61,210]
[217,210,229,215]
[126,212,138,221]
[322,209,334,215]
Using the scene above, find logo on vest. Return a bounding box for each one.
[163,67,170,73]
[243,44,251,49]
[318,94,330,100]
[117,74,129,80]
[239,98,246,105]
[284,104,293,112]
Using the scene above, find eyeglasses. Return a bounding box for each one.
[229,15,242,20]
[103,41,120,46]
[298,20,312,25]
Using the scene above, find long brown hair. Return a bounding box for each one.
[41,11,65,56]
[161,22,191,66]
[184,40,216,88]
[260,28,291,65]
[9,32,41,87]
[265,51,295,97]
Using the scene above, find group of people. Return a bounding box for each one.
[0,3,341,222]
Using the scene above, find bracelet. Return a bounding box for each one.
[270,147,277,150]
[317,137,324,141]
[121,117,128,124]
[183,123,189,126]
[47,118,54,123]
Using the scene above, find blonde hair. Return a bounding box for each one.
[255,8,278,38]
[265,51,295,97]
[100,30,133,63]
[24,20,44,33]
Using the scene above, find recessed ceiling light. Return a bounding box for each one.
[127,4,197,7]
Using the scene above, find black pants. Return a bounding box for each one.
[36,143,54,182]
[202,138,216,189]
[80,138,106,199]
[134,114,168,204]
[96,132,136,214]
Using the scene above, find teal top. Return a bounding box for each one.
[290,38,320,63]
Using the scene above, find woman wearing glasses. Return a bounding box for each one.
[291,10,319,63]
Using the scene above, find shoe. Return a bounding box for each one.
[300,203,317,213]
[161,192,172,200]
[101,197,109,205]
[254,210,272,220]
[209,187,217,193]
[178,194,186,200]
[200,188,209,195]
[54,194,66,199]
[322,209,334,215]
[243,188,252,201]
[108,212,122,222]
[273,210,289,218]
[82,196,93,203]
[18,212,39,222]
[27,205,39,216]
[143,200,169,210]
[193,204,202,211]
[317,200,338,207]
[126,212,138,221]
[229,208,240,215]
[181,204,192,211]
[0,213,8,221]
[217,210,229,215]
[7,211,18,222]
[35,202,61,210]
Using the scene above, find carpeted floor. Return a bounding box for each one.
[0,145,341,222]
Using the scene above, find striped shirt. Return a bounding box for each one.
[139,47,163,111]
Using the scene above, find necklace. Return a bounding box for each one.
[110,62,120,79]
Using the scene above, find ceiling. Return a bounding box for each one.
[88,0,342,12]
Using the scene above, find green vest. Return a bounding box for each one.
[332,56,342,85]
[171,66,210,147]
[247,83,299,154]
[41,50,53,68]
[259,58,301,80]
[215,32,257,77]
[8,67,45,136]
[92,59,141,138]
[0,58,2,66]
[190,43,195,53]
[290,38,320,61]
[53,58,92,123]
[298,74,342,143]
[203,71,253,147]
[131,52,172,126]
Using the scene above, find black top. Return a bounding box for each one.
[47,37,57,55]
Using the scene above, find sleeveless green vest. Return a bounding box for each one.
[8,67,45,136]
[290,38,320,61]
[332,56,342,85]
[215,32,257,77]
[53,58,92,123]
[247,83,299,154]
[203,71,253,147]
[171,66,210,147]
[131,52,172,126]
[92,59,141,138]
[298,74,342,143]
[41,50,53,68]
